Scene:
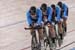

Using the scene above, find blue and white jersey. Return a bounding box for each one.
[40,7,52,23]
[56,6,61,21]
[62,3,68,18]
[26,8,42,26]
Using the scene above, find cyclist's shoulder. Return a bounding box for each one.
[47,6,52,10]
[36,8,42,13]
[56,5,60,10]
[62,3,68,8]
[47,7,52,13]
[26,10,30,16]
[37,8,41,11]
[56,5,60,8]
[55,5,61,13]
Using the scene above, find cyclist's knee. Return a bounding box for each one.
[38,29,43,37]
[30,30,33,33]
[58,23,62,28]
[38,28,43,33]
[51,27,55,33]
[49,25,56,37]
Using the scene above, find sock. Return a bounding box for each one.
[52,37,56,43]
[59,34,63,40]
[64,26,67,32]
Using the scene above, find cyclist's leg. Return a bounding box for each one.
[48,23,57,49]
[38,28,44,41]
[63,7,68,33]
[63,17,67,33]
[29,26,35,35]
[29,26,38,50]
[43,26,47,39]
[58,21,63,40]
[38,27,44,50]
[48,24,56,44]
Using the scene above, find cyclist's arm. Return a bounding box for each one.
[37,9,42,25]
[63,4,68,17]
[56,6,61,22]
[48,7,52,23]
[26,11,32,26]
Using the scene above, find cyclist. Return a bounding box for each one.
[40,3,56,47]
[57,1,68,34]
[51,4,64,41]
[26,6,44,50]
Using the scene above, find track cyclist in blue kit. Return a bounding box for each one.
[57,1,68,36]
[25,2,69,50]
[51,4,65,47]
[26,6,45,50]
[40,3,57,47]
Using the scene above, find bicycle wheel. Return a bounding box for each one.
[48,30,56,50]
[58,37,63,47]
[31,31,38,50]
[55,24,63,47]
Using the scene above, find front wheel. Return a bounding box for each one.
[58,37,63,47]
[31,31,38,50]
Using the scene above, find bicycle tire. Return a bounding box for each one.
[31,31,38,50]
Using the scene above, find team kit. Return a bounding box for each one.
[25,1,68,50]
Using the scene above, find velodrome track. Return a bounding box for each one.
[0,0,75,50]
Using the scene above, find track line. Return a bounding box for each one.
[21,29,75,50]
[56,41,75,50]
[0,20,25,28]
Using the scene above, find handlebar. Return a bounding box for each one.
[24,26,44,30]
